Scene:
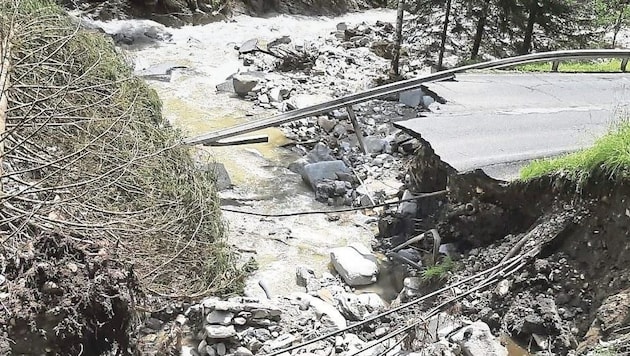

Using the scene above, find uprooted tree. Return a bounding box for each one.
[0,0,250,353]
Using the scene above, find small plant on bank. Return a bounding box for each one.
[422,256,456,282]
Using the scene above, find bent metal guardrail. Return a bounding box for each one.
[184,49,630,146]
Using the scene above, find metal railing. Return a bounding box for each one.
[184,49,630,146]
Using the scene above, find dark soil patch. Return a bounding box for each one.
[439,173,629,354]
[380,135,629,354]
[0,234,140,355]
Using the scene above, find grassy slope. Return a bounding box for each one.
[520,121,630,181]
[514,59,625,73]
[2,0,249,297]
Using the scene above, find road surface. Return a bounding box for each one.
[395,72,630,180]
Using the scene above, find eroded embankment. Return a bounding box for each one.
[383,135,630,354]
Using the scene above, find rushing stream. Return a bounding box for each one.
[88,9,404,298]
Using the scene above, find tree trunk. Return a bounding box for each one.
[521,0,538,54]
[471,3,488,60]
[391,0,405,77]
[437,0,452,70]
[612,4,626,48]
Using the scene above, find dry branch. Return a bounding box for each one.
[0,0,247,298]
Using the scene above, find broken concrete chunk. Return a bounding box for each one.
[399,88,424,107]
[330,243,379,286]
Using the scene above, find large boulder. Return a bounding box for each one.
[232,72,264,97]
[288,142,336,176]
[301,160,349,190]
[330,244,379,286]
[450,321,508,356]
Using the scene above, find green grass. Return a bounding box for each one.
[514,59,625,73]
[422,257,455,282]
[520,121,630,182]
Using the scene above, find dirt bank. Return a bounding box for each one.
[377,137,630,354]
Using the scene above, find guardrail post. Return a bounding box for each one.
[551,61,559,72]
[622,58,628,72]
[346,105,367,155]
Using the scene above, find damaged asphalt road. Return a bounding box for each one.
[396,72,630,180]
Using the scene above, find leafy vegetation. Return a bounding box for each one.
[422,257,456,282]
[520,121,630,182]
[513,59,626,72]
[408,0,628,68]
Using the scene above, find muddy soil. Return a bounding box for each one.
[391,141,630,354]
[0,234,140,355]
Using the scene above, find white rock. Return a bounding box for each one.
[216,343,227,356]
[258,93,270,104]
[363,136,387,154]
[422,95,436,107]
[416,313,464,343]
[235,346,253,356]
[330,244,379,286]
[495,279,510,297]
[450,321,508,356]
[287,94,331,110]
[268,334,297,350]
[198,339,208,355]
[180,346,197,356]
[292,292,347,329]
[397,190,417,216]
[206,310,234,325]
[356,293,386,312]
[233,317,247,325]
[205,325,236,339]
[335,292,368,321]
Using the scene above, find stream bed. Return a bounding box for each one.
[98,9,400,298]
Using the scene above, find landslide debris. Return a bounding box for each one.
[372,135,630,354]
